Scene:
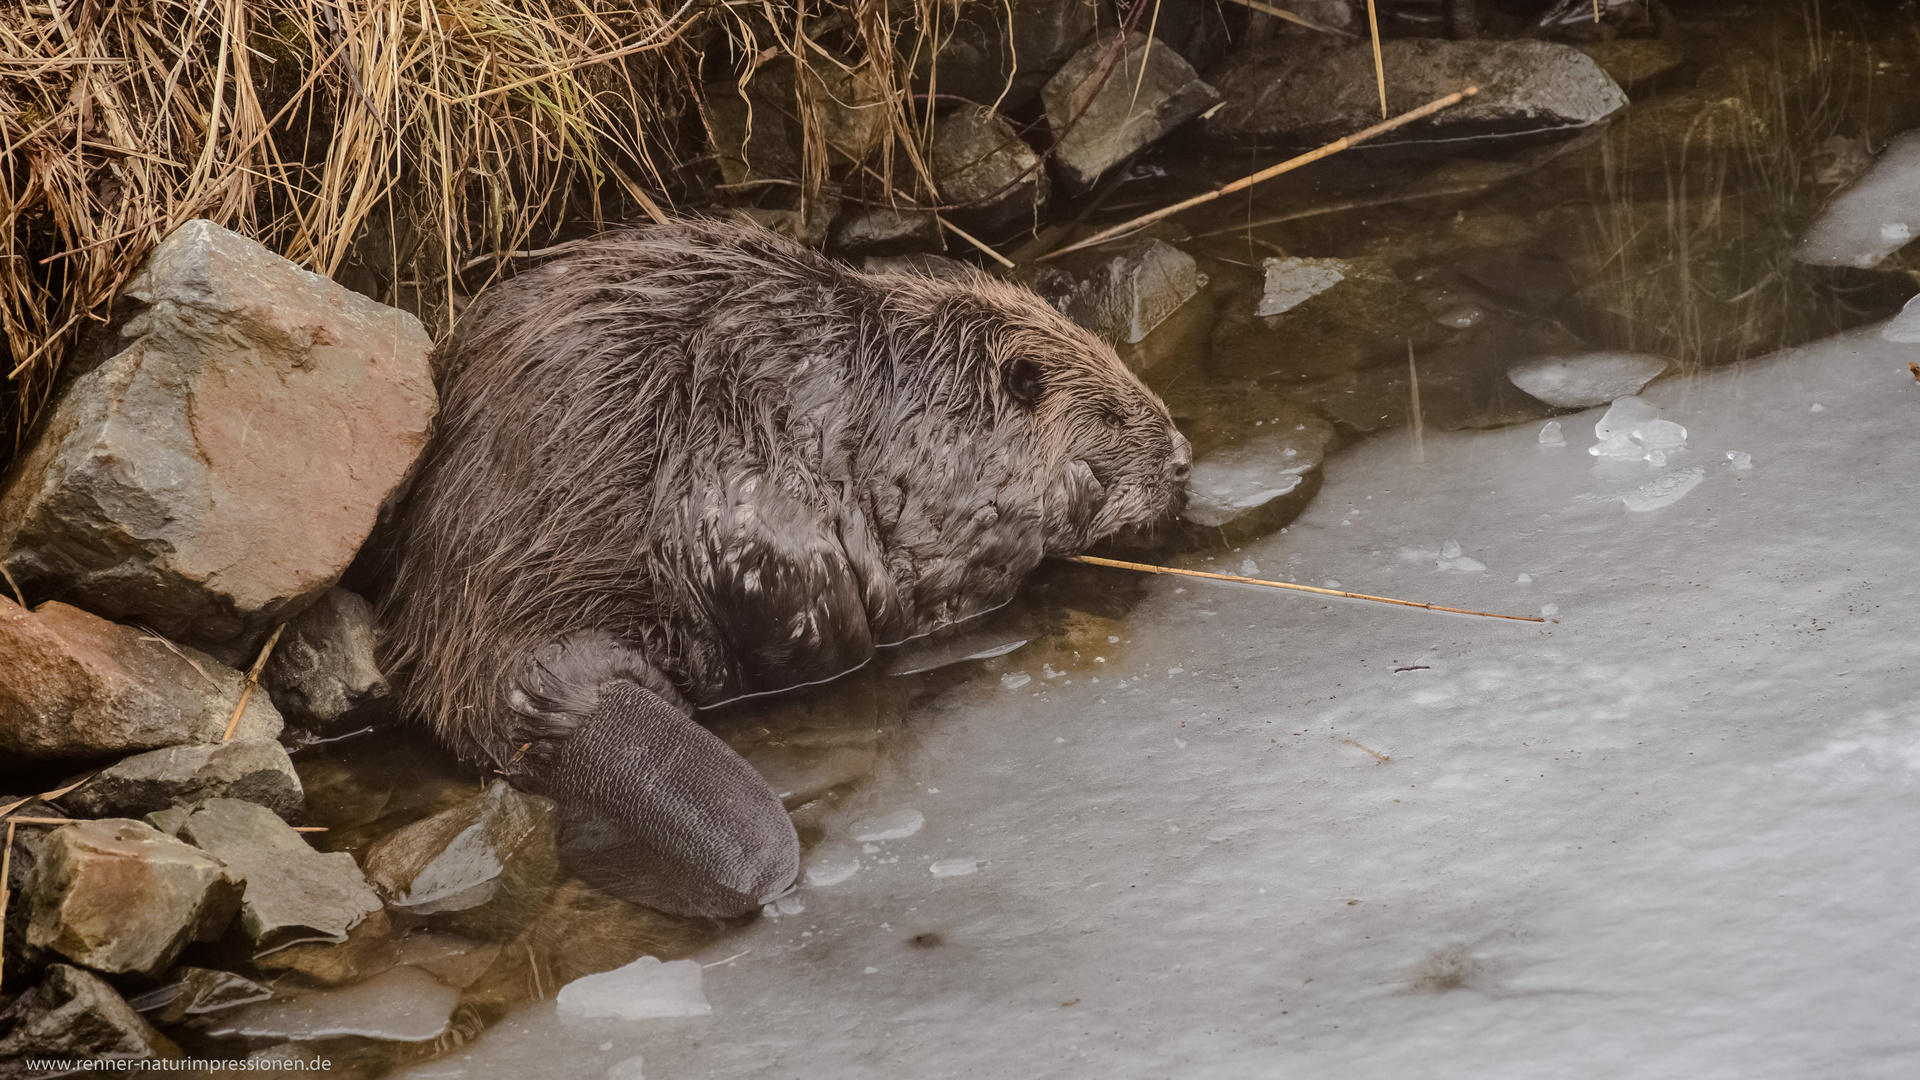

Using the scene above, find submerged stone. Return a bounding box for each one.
[363,779,559,939]
[204,964,459,1043]
[1041,30,1219,191]
[25,819,242,978]
[64,738,303,820]
[126,966,273,1025]
[161,798,382,955]
[0,598,281,760]
[0,964,178,1064]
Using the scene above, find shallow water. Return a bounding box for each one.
[262,0,1920,1074]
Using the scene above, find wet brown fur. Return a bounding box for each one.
[378,220,1189,769]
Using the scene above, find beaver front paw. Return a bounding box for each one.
[531,681,798,917]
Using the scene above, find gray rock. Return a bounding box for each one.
[63,738,304,820]
[726,199,836,250]
[705,78,800,187]
[914,0,1100,111]
[25,819,242,977]
[1507,352,1669,408]
[0,598,281,760]
[1200,39,1626,151]
[0,219,437,663]
[862,253,977,282]
[0,965,177,1068]
[830,207,943,257]
[1796,130,1920,269]
[932,105,1050,237]
[203,964,459,1044]
[363,780,558,940]
[126,966,273,1025]
[259,587,389,729]
[1042,30,1219,191]
[161,798,382,955]
[1063,240,1206,345]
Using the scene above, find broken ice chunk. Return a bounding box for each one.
[928,858,979,878]
[1881,293,1920,342]
[1726,450,1753,470]
[1257,257,1348,316]
[1436,540,1486,573]
[804,851,861,888]
[1240,559,1259,576]
[1538,421,1566,447]
[1645,450,1668,467]
[1002,672,1031,690]
[1594,396,1661,440]
[1795,130,1920,268]
[555,957,711,1021]
[1589,433,1642,458]
[1631,419,1688,450]
[849,808,924,843]
[1508,353,1669,408]
[1622,467,1706,511]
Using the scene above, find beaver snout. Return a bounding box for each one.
[1167,431,1193,486]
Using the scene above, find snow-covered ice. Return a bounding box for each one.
[1507,352,1669,408]
[928,858,979,878]
[1796,130,1920,267]
[554,957,711,1021]
[401,324,1920,1080]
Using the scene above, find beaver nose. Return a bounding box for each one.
[1168,432,1193,485]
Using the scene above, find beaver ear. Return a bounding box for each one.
[1003,357,1043,409]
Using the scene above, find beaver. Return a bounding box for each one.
[378,219,1191,917]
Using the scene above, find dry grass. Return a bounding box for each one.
[0,0,1020,461]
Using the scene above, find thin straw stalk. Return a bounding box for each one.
[1063,555,1546,623]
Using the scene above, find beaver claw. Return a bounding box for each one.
[537,681,799,917]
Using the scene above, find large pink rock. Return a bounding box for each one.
[0,597,281,759]
[0,219,436,661]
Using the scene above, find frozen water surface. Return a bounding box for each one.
[554,957,710,1021]
[402,326,1920,1078]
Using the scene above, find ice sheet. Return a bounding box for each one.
[402,324,1920,1080]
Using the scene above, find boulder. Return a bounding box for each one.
[248,908,395,988]
[914,0,1100,111]
[1041,30,1219,191]
[932,105,1050,238]
[259,587,389,729]
[829,206,943,257]
[126,966,273,1025]
[1199,39,1626,152]
[705,78,800,187]
[25,819,242,977]
[0,965,178,1068]
[63,738,304,820]
[1796,130,1920,269]
[0,598,281,759]
[0,220,435,664]
[158,798,382,955]
[1062,240,1206,346]
[363,780,558,940]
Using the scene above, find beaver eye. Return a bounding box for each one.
[1098,403,1127,427]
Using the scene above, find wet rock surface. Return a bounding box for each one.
[0,219,436,662]
[128,966,273,1026]
[1062,239,1206,349]
[932,105,1050,237]
[259,587,389,730]
[1041,30,1218,191]
[63,738,303,820]
[0,598,281,759]
[0,964,178,1070]
[915,0,1098,110]
[363,780,559,939]
[830,207,943,257]
[1201,39,1626,151]
[158,798,382,955]
[25,819,242,977]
